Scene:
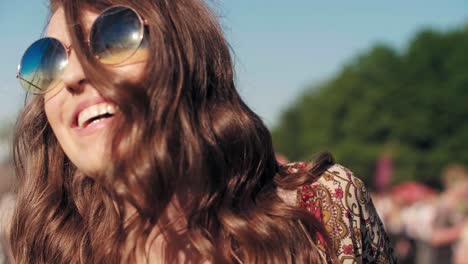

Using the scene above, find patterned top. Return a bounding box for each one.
[280,162,397,264]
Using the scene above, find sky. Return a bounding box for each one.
[0,1,467,128]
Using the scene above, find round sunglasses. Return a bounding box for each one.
[16,5,148,94]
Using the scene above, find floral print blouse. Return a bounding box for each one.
[280,162,396,264]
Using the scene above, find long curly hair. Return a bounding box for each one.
[10,0,335,263]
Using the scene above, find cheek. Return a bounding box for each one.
[44,95,64,131]
[112,62,147,83]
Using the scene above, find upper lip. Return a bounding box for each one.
[70,97,114,128]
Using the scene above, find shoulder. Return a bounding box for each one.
[276,162,368,207]
[296,163,396,264]
[297,163,372,230]
[303,163,369,206]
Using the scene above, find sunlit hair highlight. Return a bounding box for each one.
[10,0,335,263]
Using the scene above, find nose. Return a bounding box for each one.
[61,49,86,94]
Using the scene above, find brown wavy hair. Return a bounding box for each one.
[10,0,335,263]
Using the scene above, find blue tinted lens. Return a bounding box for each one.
[90,6,145,64]
[18,38,67,94]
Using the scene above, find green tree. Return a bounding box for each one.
[272,25,468,188]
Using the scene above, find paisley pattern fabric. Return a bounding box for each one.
[283,162,397,263]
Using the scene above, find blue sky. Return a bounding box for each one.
[0,0,467,128]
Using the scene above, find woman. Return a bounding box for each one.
[10,0,395,263]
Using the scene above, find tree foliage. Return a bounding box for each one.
[272,25,468,188]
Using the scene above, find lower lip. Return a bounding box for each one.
[72,116,115,136]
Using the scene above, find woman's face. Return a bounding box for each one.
[44,7,147,175]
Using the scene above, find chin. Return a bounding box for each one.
[75,142,111,172]
[69,152,108,177]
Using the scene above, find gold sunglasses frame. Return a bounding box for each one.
[16,5,148,94]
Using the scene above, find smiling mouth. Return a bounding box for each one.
[76,103,117,129]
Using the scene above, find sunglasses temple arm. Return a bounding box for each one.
[16,74,45,92]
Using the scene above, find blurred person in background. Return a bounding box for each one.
[275,152,289,165]
[391,164,468,264]
[373,192,417,263]
[428,165,468,263]
[9,0,395,263]
[0,151,15,263]
[453,219,468,264]
[0,192,15,263]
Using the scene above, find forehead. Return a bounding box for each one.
[46,7,99,43]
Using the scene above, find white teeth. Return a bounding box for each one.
[77,103,116,128]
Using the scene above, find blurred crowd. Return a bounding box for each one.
[0,159,14,263]
[373,164,468,264]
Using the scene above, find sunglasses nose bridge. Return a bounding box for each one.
[60,50,87,92]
